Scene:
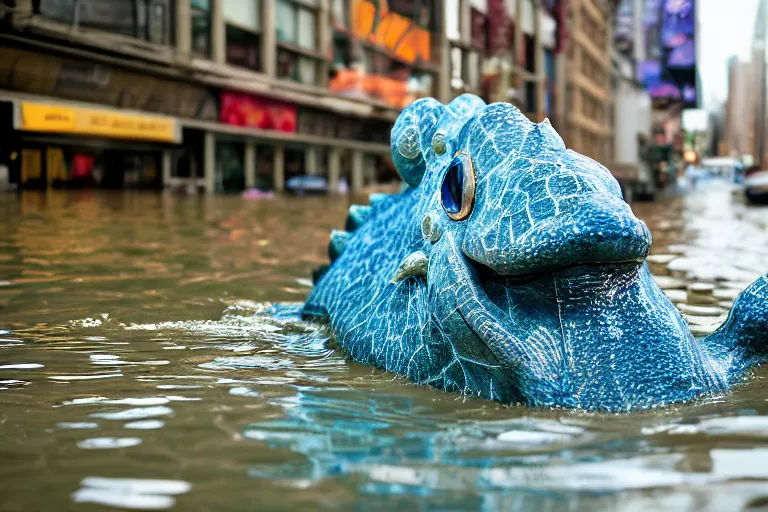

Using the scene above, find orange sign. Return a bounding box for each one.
[330,69,417,110]
[20,102,179,143]
[352,0,431,64]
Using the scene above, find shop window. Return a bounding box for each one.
[285,148,304,180]
[191,0,210,55]
[38,0,172,45]
[215,140,245,193]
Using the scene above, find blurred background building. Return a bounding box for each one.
[722,0,766,170]
[0,0,701,199]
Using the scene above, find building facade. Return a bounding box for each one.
[723,57,755,160]
[608,0,652,200]
[0,0,434,193]
[0,0,560,194]
[560,0,616,166]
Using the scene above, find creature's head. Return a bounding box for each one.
[389,95,654,397]
[391,95,651,277]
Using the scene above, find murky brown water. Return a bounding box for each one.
[1,183,768,511]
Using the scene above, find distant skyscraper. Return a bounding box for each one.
[753,0,768,167]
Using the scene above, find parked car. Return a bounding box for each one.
[744,170,768,205]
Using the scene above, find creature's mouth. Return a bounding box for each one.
[444,237,648,382]
[470,255,644,289]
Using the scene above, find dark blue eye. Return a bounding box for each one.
[441,153,475,220]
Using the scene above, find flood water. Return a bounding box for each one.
[1,183,768,511]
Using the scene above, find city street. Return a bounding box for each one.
[1,183,767,510]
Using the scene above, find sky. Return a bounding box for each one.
[697,0,760,109]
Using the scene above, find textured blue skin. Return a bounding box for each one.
[302,95,768,412]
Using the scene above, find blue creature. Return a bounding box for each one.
[302,95,768,412]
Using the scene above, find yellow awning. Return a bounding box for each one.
[19,102,180,143]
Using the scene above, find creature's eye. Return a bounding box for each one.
[440,152,475,221]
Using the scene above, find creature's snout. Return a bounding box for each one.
[462,192,652,276]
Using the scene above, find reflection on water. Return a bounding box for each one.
[1,184,768,511]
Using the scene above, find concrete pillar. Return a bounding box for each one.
[437,37,452,104]
[364,155,376,186]
[261,0,277,77]
[435,0,451,103]
[513,0,524,99]
[211,0,225,64]
[175,0,191,55]
[162,150,173,188]
[204,132,216,194]
[460,0,472,45]
[554,51,567,132]
[273,144,285,192]
[351,150,364,192]
[317,0,331,87]
[305,146,318,176]
[328,147,341,193]
[245,141,256,189]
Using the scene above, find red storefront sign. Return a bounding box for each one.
[220,91,297,133]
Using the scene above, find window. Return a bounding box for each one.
[224,0,261,31]
[524,81,537,114]
[450,46,463,89]
[332,0,349,28]
[276,0,322,85]
[467,51,480,90]
[450,46,481,93]
[389,0,434,29]
[224,0,262,71]
[276,0,316,50]
[276,0,298,43]
[38,0,172,45]
[524,35,536,73]
[145,1,168,44]
[277,48,317,84]
[227,25,262,71]
[191,0,210,55]
[297,9,316,49]
[445,0,460,41]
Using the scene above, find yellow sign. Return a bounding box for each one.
[20,102,179,143]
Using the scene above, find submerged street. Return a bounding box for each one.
[1,183,768,510]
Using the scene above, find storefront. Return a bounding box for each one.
[210,89,393,194]
[2,99,181,190]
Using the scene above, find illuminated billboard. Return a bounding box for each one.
[662,0,695,67]
[640,0,697,108]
